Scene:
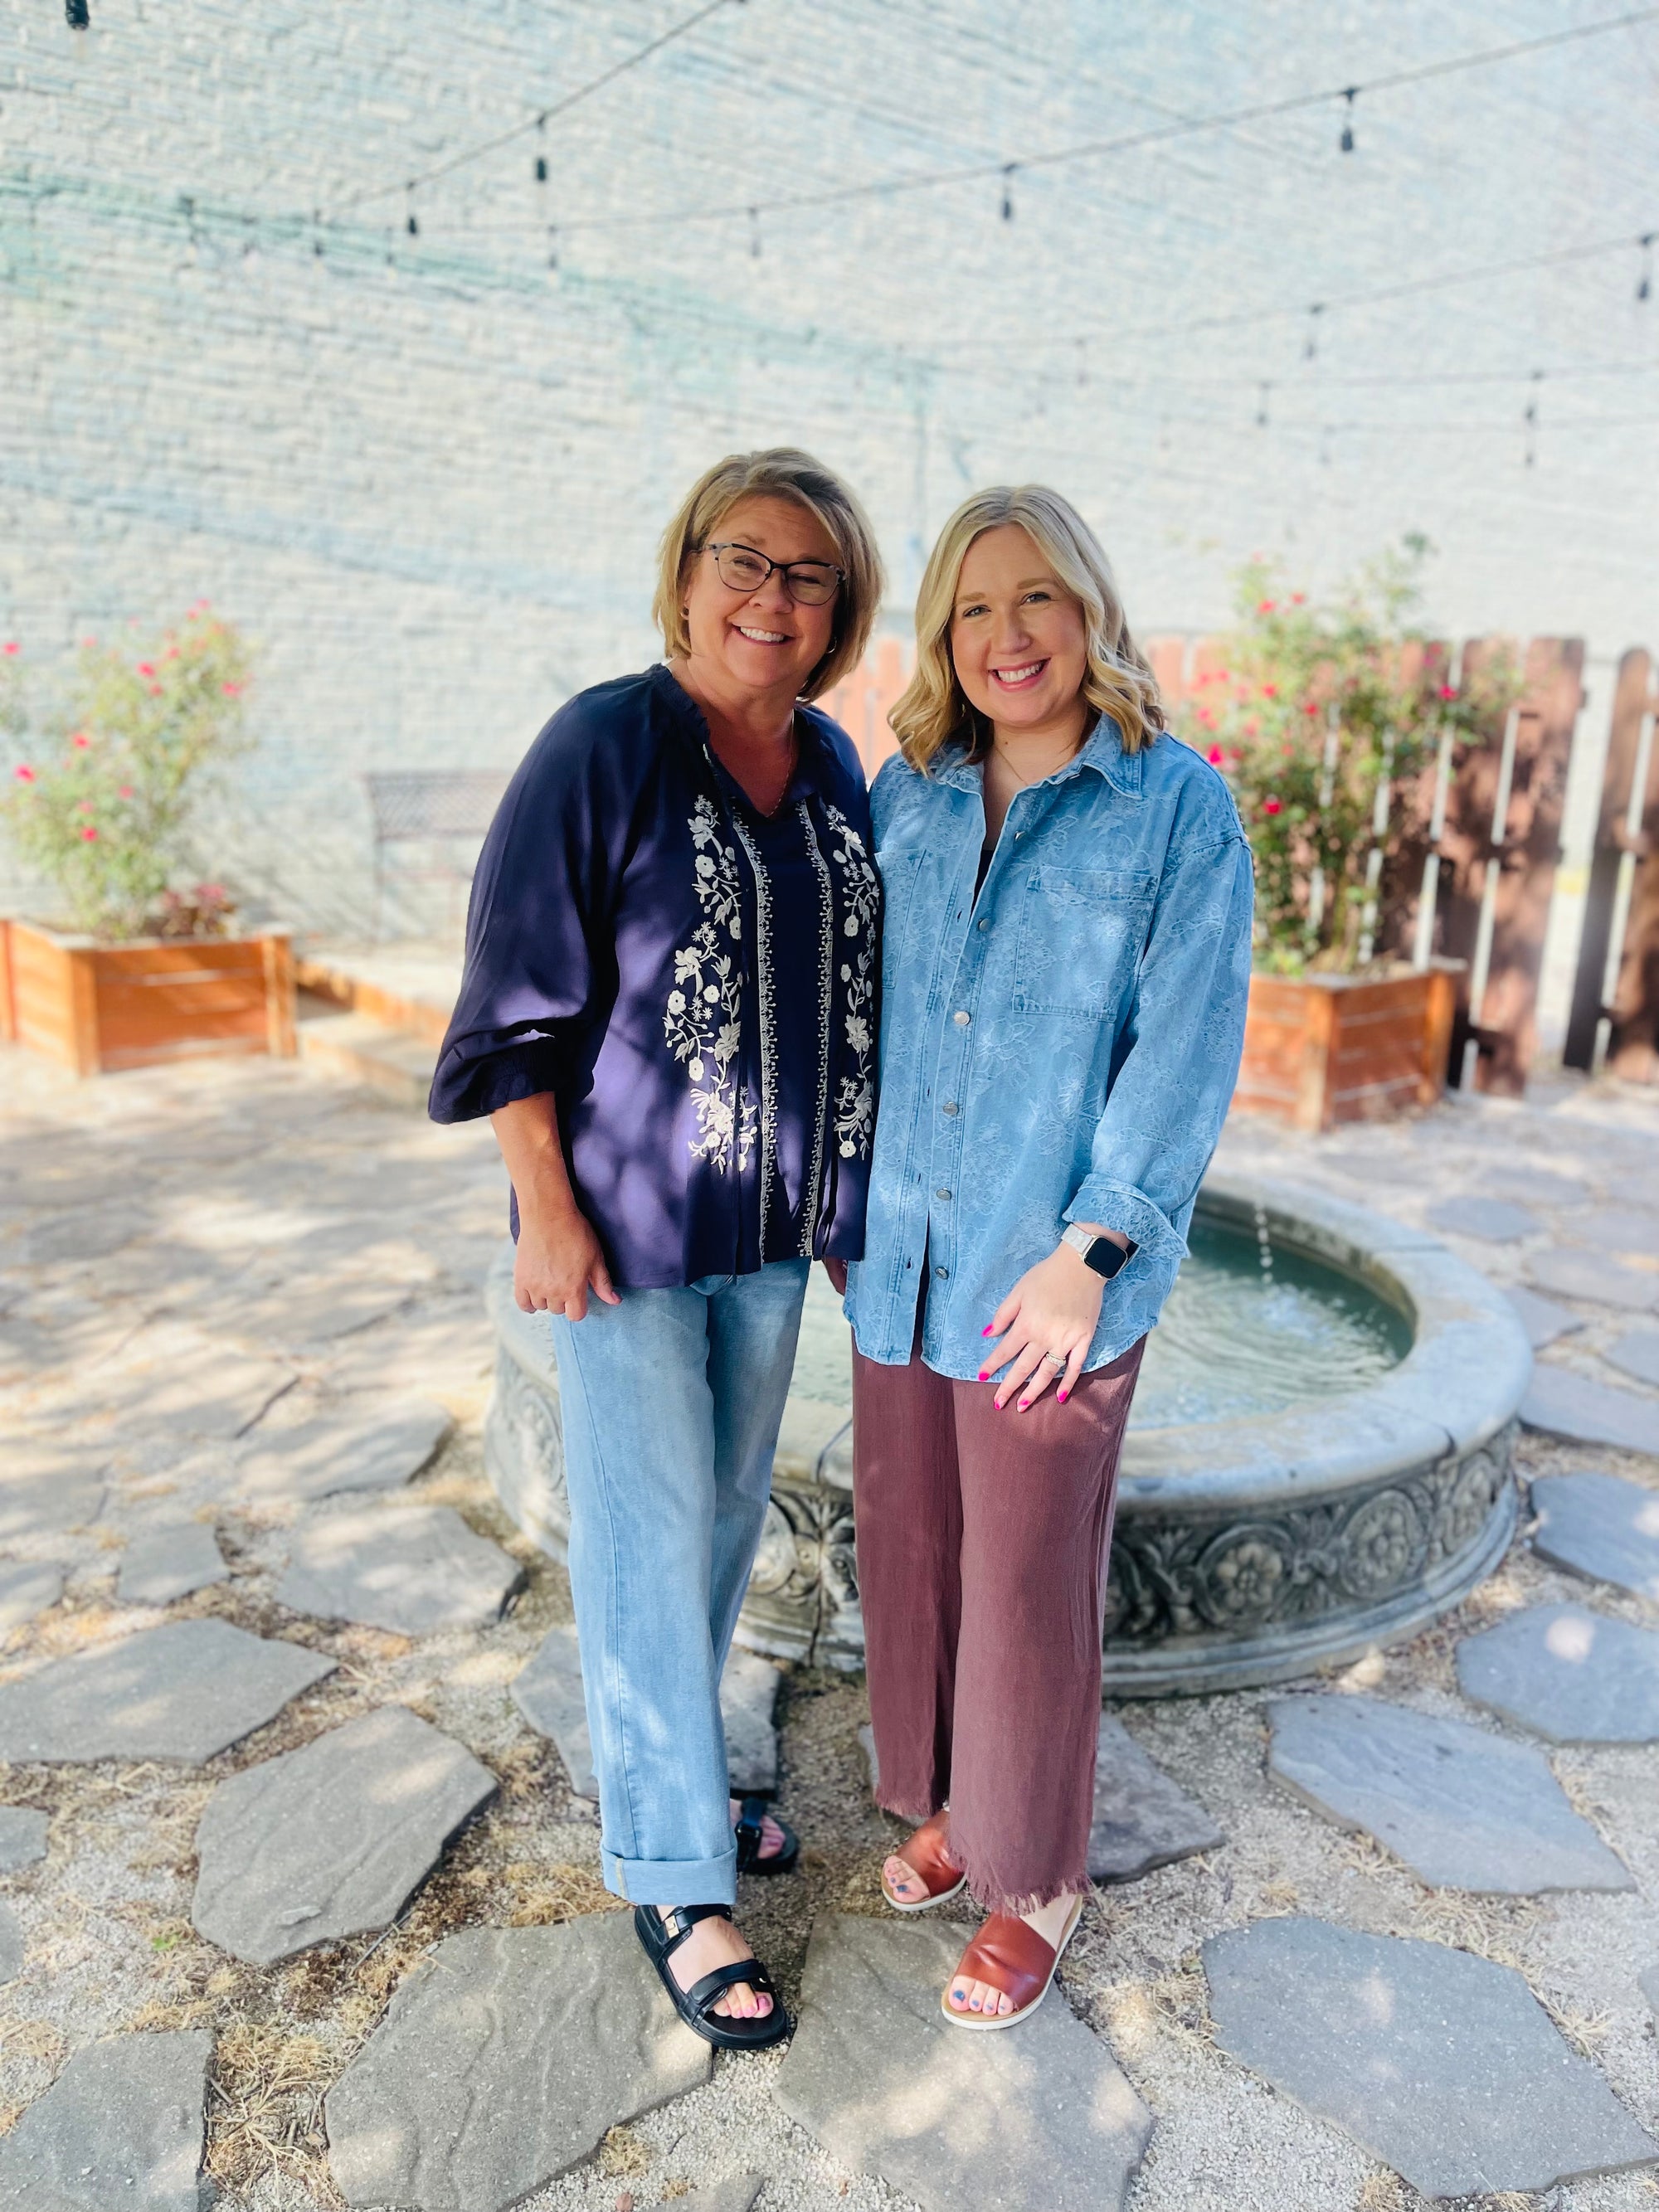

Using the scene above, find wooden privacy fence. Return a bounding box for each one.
[822,627,1658,1096]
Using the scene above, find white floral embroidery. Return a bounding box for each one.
[795,804,835,1255]
[825,805,880,1161]
[664,796,757,1169]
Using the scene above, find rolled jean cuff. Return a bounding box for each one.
[603,1844,738,1908]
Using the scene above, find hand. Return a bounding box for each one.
[513,1201,620,1322]
[979,1233,1121,1410]
[821,1256,849,1296]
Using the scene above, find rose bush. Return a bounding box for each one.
[1,608,252,939]
[1178,540,1520,974]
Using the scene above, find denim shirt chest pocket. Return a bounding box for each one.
[1010,866,1157,1016]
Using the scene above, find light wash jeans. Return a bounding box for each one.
[547,1258,810,1907]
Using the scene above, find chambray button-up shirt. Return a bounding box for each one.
[845,714,1253,1381]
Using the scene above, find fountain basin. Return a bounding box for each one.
[484,1174,1530,1695]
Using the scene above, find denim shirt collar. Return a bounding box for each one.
[932,712,1144,802]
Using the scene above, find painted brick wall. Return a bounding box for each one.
[2,0,1654,937]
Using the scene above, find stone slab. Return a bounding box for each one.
[721,1648,782,1796]
[1506,1286,1584,1350]
[1090,1715,1226,1881]
[0,2029,211,2212]
[1204,1916,1658,2198]
[0,1900,22,1984]
[192,1704,497,1963]
[325,1915,710,2212]
[0,1560,62,1633]
[677,2180,762,2212]
[22,1207,149,1266]
[1429,1196,1540,1243]
[1608,1330,1659,1389]
[276,1505,521,1636]
[1642,1962,1659,2021]
[1532,1471,1659,1601]
[1457,1603,1659,1743]
[1491,1169,1589,1207]
[0,1466,105,1540]
[1523,1368,1659,1456]
[236,1400,452,1503]
[0,1806,48,1871]
[116,1523,229,1607]
[776,1913,1153,2212]
[1526,1249,1657,1314]
[0,1618,335,1764]
[72,1321,294,1441]
[1267,1693,1632,1894]
[1577,1206,1659,1256]
[513,1625,780,1800]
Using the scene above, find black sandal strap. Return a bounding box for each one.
[684,1957,777,2019]
[652,1903,730,1959]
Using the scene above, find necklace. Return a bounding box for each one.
[994,737,1074,788]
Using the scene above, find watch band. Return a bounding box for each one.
[1061,1223,1133,1280]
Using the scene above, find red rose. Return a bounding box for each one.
[137,662,155,678]
[1257,599,1276,615]
[80,825,97,841]
[1263,796,1282,815]
[1438,683,1457,701]
[12,764,34,783]
[71,732,91,749]
[1208,744,1224,765]
[1,642,18,657]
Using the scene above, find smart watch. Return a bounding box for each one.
[1061,1223,1135,1280]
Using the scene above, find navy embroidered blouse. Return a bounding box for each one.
[429,664,880,1287]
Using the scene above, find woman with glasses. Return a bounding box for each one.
[432,450,883,2049]
[845,485,1251,2030]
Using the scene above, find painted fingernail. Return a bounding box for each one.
[1058,1390,1069,1403]
[1017,1398,1029,1410]
[976,1370,988,1382]
[981,1324,994,1336]
[952,1987,965,2002]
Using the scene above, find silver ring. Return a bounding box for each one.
[1041,1351,1067,1370]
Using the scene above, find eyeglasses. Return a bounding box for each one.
[703,541,844,607]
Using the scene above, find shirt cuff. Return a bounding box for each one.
[1063,1177,1186,1271]
[427,1040,562,1124]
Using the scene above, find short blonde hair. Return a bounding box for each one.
[653,448,884,702]
[891,484,1165,771]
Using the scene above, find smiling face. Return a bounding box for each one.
[679,493,842,704]
[949,523,1092,742]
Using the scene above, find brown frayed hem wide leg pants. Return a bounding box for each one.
[851,1330,1146,1914]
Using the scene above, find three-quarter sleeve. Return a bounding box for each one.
[1063,825,1254,1265]
[428,704,622,1124]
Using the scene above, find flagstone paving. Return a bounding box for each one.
[114,1520,230,1606]
[1609,1329,1659,1388]
[0,1899,22,1984]
[0,2029,211,2212]
[1428,1194,1541,1242]
[1456,1602,1659,1742]
[1267,1693,1633,1892]
[1524,1366,1659,1454]
[0,1044,1656,2212]
[1203,1917,1659,2198]
[192,1704,498,1963]
[0,1806,46,1871]
[1532,1470,1659,1599]
[0,1559,61,1635]
[275,1501,523,1634]
[777,1913,1154,2212]
[324,1915,710,2212]
[236,1399,453,1503]
[0,1618,334,1763]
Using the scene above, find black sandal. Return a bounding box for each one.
[734,1796,799,1877]
[634,1903,791,2051]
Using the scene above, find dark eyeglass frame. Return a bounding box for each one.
[703,540,845,605]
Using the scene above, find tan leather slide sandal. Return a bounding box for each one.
[880,1808,967,1913]
[941,1893,1085,2030]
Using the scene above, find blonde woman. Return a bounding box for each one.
[433,450,883,2049]
[845,487,1251,2029]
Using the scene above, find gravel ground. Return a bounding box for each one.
[0,1039,1656,2212]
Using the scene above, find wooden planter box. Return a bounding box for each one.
[1233,963,1462,1132]
[0,917,296,1076]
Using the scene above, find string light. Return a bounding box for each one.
[1339,88,1357,153]
[1304,303,1325,360]
[1256,381,1272,428]
[1640,233,1654,302]
[65,0,89,26]
[547,226,559,275]
[1000,164,1016,221]
[405,184,419,239]
[1523,368,1543,466]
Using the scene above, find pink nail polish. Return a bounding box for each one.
[1017,1399,1029,1410]
[1058,1390,1069,1403]
[976,1371,988,1383]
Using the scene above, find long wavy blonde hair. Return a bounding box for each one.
[653,448,884,702]
[891,484,1165,771]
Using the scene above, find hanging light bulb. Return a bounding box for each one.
[406,183,419,238]
[547,226,559,275]
[1303,303,1325,361]
[749,205,761,259]
[535,109,548,188]
[1000,165,1016,222]
[1256,382,1272,429]
[66,0,90,27]
[1523,369,1543,468]
[312,208,324,260]
[1639,232,1654,304]
[1339,89,1357,153]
